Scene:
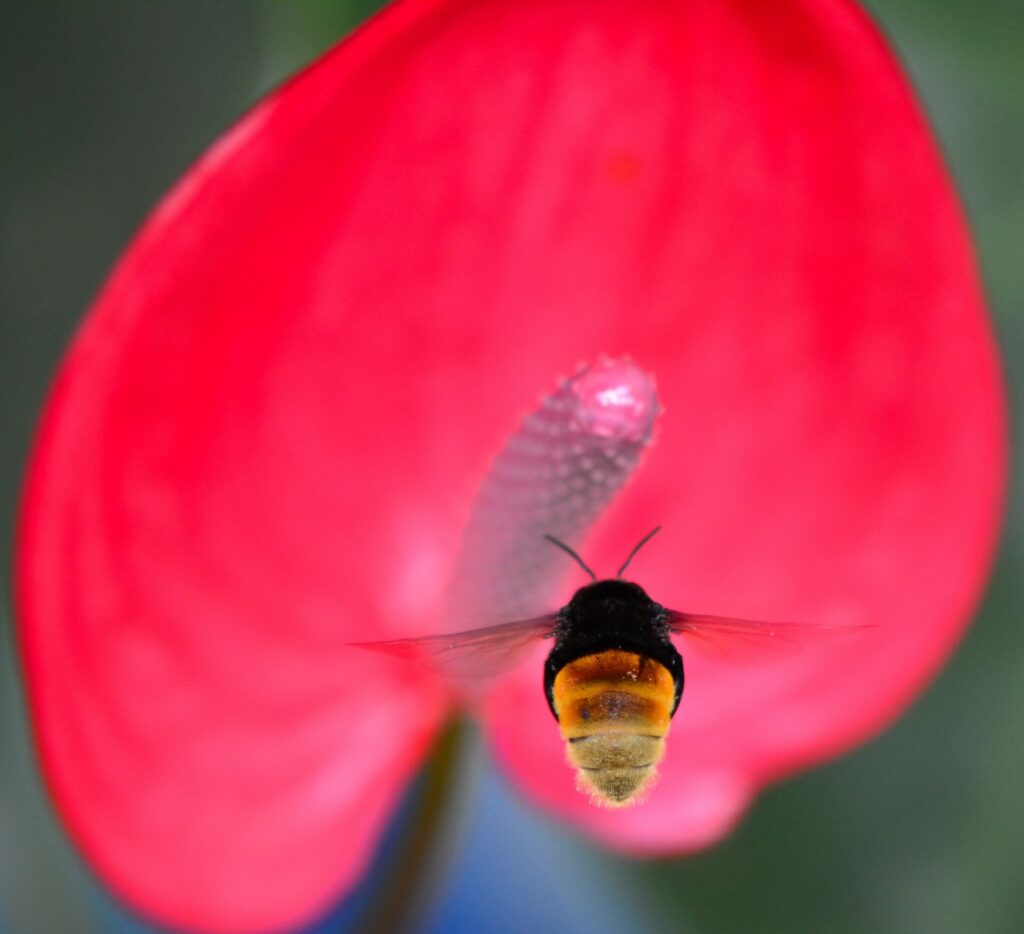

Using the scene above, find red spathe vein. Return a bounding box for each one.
[15,0,1005,931]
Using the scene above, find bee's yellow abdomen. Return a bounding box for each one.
[552,650,675,807]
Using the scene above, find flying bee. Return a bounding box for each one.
[358,528,860,808]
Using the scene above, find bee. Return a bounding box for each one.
[360,528,855,807]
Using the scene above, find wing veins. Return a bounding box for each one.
[350,614,558,681]
[667,610,872,663]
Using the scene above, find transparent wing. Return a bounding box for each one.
[667,610,872,664]
[350,614,559,681]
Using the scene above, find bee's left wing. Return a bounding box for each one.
[666,610,871,663]
[350,614,559,681]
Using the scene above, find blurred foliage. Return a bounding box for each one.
[1,1,1021,932]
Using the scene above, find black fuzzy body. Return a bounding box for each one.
[543,579,684,719]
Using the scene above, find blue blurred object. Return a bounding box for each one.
[422,764,670,934]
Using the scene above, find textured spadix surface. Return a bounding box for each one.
[16,0,1004,931]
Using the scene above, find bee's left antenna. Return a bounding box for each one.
[616,526,661,578]
[544,534,597,581]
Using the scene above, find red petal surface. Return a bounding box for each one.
[16,0,1005,929]
[476,0,1005,848]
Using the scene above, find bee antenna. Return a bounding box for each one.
[616,526,662,578]
[543,534,597,581]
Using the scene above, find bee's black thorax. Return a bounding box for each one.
[544,579,684,718]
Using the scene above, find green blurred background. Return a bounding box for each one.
[2,2,1021,932]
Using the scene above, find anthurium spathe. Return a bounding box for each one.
[15,0,1005,931]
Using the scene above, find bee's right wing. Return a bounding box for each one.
[350,614,560,681]
[666,610,872,663]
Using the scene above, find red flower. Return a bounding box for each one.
[16,0,1005,932]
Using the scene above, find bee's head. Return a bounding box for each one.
[568,578,651,610]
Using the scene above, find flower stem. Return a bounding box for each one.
[352,718,478,934]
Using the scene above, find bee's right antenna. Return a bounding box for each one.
[617,526,662,578]
[544,534,597,581]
